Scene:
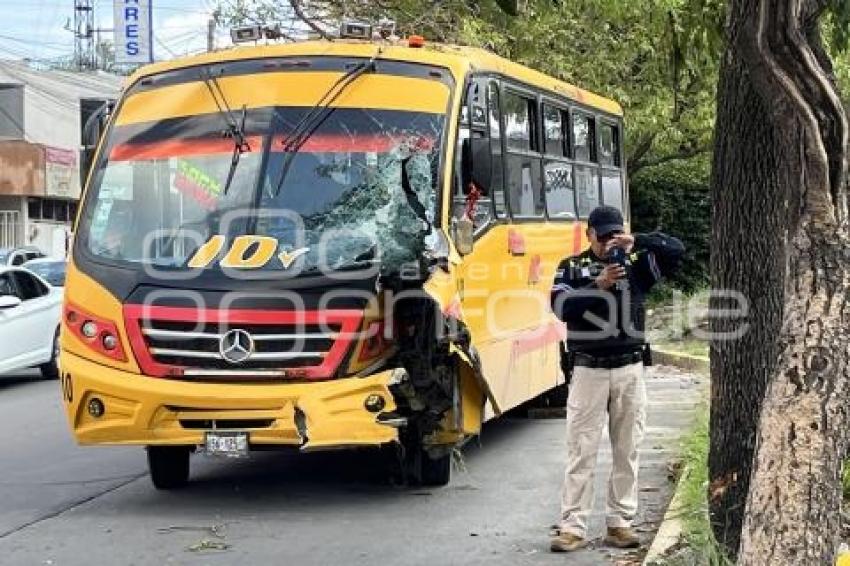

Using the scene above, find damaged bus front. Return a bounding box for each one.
[61,51,477,487]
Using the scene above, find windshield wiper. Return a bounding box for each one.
[200,70,251,195]
[272,54,379,197]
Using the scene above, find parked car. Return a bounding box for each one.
[23,258,67,288]
[0,266,62,378]
[0,246,46,267]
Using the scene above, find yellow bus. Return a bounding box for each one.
[60,31,625,488]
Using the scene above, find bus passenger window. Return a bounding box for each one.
[506,156,544,217]
[503,90,544,217]
[599,123,620,166]
[572,113,596,162]
[575,164,600,217]
[503,91,532,152]
[488,82,508,217]
[543,105,566,157]
[545,161,576,218]
[601,170,623,210]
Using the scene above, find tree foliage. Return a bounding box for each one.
[217,0,725,174]
[630,157,710,293]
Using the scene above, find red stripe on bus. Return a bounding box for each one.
[108,134,436,161]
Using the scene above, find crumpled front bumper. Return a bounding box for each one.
[61,351,400,451]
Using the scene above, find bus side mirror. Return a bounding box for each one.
[461,137,492,195]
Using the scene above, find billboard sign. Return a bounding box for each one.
[113,0,153,64]
[45,146,80,199]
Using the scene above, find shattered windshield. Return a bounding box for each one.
[258,107,441,272]
[80,106,445,274]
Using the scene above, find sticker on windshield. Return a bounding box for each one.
[174,160,222,210]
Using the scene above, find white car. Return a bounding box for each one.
[23,258,67,288]
[0,246,46,267]
[0,266,62,378]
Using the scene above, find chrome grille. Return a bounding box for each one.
[140,319,338,370]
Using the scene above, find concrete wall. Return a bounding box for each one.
[29,220,70,258]
[0,84,24,140]
[24,86,80,151]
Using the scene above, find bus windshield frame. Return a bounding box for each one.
[74,57,455,277]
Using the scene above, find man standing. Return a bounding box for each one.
[549,205,684,552]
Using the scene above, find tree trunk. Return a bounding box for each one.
[710,0,850,562]
[739,230,850,563]
[708,18,791,562]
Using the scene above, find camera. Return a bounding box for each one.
[609,246,627,267]
[608,246,630,290]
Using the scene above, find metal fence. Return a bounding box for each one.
[0,211,22,248]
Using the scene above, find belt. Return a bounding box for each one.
[572,350,643,369]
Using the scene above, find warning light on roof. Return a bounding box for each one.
[408,35,425,48]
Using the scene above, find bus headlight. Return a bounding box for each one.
[65,303,128,363]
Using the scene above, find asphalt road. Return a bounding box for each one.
[0,368,703,566]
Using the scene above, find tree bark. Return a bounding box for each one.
[710,0,850,562]
[708,18,791,561]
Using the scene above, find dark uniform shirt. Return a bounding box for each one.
[550,232,685,356]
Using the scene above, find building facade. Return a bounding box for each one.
[0,62,121,256]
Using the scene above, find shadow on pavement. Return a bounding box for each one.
[0,372,46,391]
[123,416,542,513]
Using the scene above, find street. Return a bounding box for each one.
[0,367,702,566]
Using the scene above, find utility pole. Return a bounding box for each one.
[207,9,221,52]
[207,18,215,52]
[73,0,95,70]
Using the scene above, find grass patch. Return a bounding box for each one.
[657,339,709,358]
[660,407,732,565]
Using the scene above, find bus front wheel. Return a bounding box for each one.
[146,446,191,489]
[418,451,451,486]
[403,431,451,487]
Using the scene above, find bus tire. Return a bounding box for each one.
[419,451,451,486]
[39,327,60,380]
[403,432,451,487]
[146,446,190,489]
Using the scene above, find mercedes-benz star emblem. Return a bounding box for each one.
[219,329,254,364]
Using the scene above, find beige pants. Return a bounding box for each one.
[559,361,647,538]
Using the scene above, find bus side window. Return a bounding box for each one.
[454,79,501,229]
[573,112,600,217]
[487,81,508,218]
[600,122,624,211]
[572,112,596,162]
[503,90,544,218]
[599,122,620,166]
[543,104,576,219]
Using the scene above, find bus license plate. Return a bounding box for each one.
[205,431,248,457]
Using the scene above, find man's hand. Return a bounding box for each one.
[595,264,627,290]
[605,233,635,254]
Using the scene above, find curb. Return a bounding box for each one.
[642,464,690,565]
[652,348,709,375]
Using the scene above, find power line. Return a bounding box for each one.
[0,34,72,50]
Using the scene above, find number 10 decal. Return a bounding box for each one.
[188,235,310,270]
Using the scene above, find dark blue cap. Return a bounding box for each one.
[588,206,624,236]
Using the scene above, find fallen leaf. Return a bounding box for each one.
[187,539,231,552]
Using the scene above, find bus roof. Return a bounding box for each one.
[125,40,623,117]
